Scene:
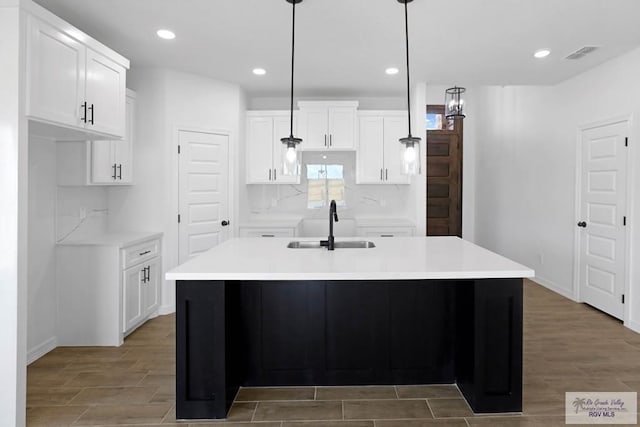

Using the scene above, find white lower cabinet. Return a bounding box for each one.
[56,233,162,346]
[239,227,297,238]
[123,257,160,334]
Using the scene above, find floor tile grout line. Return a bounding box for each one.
[425,397,435,419]
[251,400,258,422]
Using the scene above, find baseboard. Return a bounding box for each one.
[158,304,175,316]
[625,319,640,334]
[531,275,577,302]
[27,336,57,365]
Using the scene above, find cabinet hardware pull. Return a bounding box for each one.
[139,250,151,256]
[381,234,394,237]
[269,169,271,181]
[221,220,230,227]
[88,104,94,125]
[273,169,276,181]
[385,169,388,181]
[117,164,122,180]
[380,168,383,181]
[261,234,275,237]
[112,164,117,180]
[324,134,327,147]
[80,102,87,123]
[330,134,332,147]
[146,266,150,282]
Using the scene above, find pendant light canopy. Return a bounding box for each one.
[445,86,466,119]
[281,0,303,176]
[397,0,421,176]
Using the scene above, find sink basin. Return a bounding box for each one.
[287,240,376,249]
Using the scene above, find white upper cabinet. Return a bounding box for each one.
[91,91,135,184]
[85,49,126,137]
[26,13,128,140]
[356,111,411,185]
[298,101,358,151]
[26,17,85,129]
[246,112,300,184]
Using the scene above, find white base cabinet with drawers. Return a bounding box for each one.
[56,233,162,346]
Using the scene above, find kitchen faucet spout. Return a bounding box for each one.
[321,200,339,250]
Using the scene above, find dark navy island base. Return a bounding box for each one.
[175,278,523,420]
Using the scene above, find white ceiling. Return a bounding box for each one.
[34,0,640,98]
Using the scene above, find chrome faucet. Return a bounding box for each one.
[320,200,339,250]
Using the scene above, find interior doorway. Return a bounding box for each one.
[576,118,629,320]
[425,105,463,237]
[178,129,231,264]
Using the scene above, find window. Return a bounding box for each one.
[306,164,346,209]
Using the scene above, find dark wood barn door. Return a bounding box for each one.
[426,106,463,236]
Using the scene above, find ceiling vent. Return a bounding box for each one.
[565,46,599,60]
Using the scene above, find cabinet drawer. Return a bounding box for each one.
[239,228,296,238]
[358,227,415,237]
[123,239,160,269]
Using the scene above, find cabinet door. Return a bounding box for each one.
[272,115,300,184]
[328,107,356,150]
[144,258,161,315]
[246,116,274,184]
[300,108,329,150]
[112,94,135,183]
[85,49,126,138]
[123,265,144,333]
[91,140,115,183]
[26,17,85,128]
[356,117,384,183]
[383,115,411,184]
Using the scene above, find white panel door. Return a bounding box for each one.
[246,116,274,184]
[328,107,356,150]
[143,258,160,315]
[112,94,135,183]
[91,140,115,183]
[579,121,628,319]
[357,116,384,183]
[26,16,85,128]
[85,49,126,137]
[272,115,300,184]
[301,108,329,150]
[383,115,411,184]
[178,130,230,263]
[123,265,144,333]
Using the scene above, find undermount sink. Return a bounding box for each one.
[287,240,376,249]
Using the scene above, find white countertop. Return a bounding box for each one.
[57,231,163,248]
[166,236,534,281]
[356,218,415,228]
[238,218,303,228]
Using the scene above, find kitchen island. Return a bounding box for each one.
[166,236,534,420]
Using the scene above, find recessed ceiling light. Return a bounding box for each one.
[253,68,267,76]
[385,67,400,75]
[534,49,550,59]
[156,29,176,40]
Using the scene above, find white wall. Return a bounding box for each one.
[27,136,57,363]
[474,47,640,332]
[108,68,245,313]
[0,4,27,426]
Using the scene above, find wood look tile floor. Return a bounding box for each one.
[27,280,640,426]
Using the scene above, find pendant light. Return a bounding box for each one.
[398,0,421,176]
[445,86,466,118]
[281,0,303,176]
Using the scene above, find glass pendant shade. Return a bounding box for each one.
[281,137,301,176]
[445,86,466,118]
[400,136,421,175]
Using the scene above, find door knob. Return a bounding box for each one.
[577,221,587,228]
[221,220,230,227]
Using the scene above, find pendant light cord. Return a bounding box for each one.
[289,0,296,138]
[403,0,412,138]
